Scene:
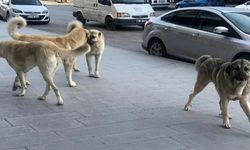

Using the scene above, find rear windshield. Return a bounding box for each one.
[11,0,42,5]
[112,0,148,4]
[223,12,250,34]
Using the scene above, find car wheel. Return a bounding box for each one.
[238,55,250,61]
[148,39,167,57]
[5,12,10,22]
[105,16,116,30]
[76,12,86,25]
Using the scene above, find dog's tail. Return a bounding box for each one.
[66,20,83,33]
[7,16,27,40]
[195,55,212,71]
[58,44,91,59]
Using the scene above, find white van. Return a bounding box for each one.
[73,0,155,30]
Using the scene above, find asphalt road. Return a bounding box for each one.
[27,5,167,53]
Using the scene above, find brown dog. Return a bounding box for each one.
[184,55,250,128]
[7,16,89,87]
[0,40,90,105]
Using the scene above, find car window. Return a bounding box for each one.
[11,0,42,5]
[162,10,199,28]
[223,12,250,35]
[198,11,241,39]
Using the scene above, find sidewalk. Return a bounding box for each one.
[0,21,250,150]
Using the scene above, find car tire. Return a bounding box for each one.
[105,16,116,30]
[5,12,10,22]
[76,12,86,25]
[238,55,250,61]
[148,39,167,57]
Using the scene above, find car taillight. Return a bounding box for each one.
[144,21,152,29]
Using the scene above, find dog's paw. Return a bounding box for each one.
[57,98,64,105]
[37,96,46,101]
[94,73,100,78]
[89,73,95,78]
[222,122,231,129]
[73,68,80,72]
[184,105,192,111]
[15,93,25,97]
[69,81,77,87]
[26,81,31,86]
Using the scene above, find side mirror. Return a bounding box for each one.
[213,26,229,35]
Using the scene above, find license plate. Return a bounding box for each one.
[159,0,165,3]
[27,15,39,19]
[136,19,146,23]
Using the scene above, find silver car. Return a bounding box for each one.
[142,7,250,62]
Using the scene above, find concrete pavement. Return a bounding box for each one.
[0,21,250,150]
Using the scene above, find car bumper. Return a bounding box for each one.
[12,13,50,22]
[113,18,149,26]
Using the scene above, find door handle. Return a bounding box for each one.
[192,33,201,37]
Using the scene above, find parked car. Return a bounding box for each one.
[175,0,225,8]
[149,0,170,10]
[73,0,155,30]
[0,0,50,24]
[142,7,250,62]
[235,1,250,10]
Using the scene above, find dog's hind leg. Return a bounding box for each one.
[37,84,51,101]
[184,73,210,111]
[73,62,80,72]
[63,58,77,87]
[14,72,27,96]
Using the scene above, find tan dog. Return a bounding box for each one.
[0,40,90,105]
[7,16,89,87]
[184,55,250,129]
[86,29,105,78]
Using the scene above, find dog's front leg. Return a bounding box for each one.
[15,72,27,96]
[86,54,94,77]
[239,96,250,123]
[221,97,231,129]
[94,54,102,78]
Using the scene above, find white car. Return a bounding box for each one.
[235,1,250,10]
[0,0,50,24]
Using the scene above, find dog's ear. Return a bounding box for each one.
[225,64,232,76]
[85,30,90,38]
[98,32,102,37]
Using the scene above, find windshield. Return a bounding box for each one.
[112,0,148,4]
[223,12,250,35]
[11,0,42,5]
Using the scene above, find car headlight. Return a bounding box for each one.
[42,10,49,14]
[12,8,22,13]
[117,12,130,17]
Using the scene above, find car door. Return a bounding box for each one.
[192,10,239,60]
[161,10,201,59]
[96,0,111,23]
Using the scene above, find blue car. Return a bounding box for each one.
[175,0,225,8]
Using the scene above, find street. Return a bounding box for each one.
[27,5,166,53]
[1,4,250,150]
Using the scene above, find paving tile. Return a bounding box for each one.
[0,126,35,138]
[0,132,61,149]
[27,137,105,150]
[98,127,180,146]
[95,137,185,150]
[6,112,84,131]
